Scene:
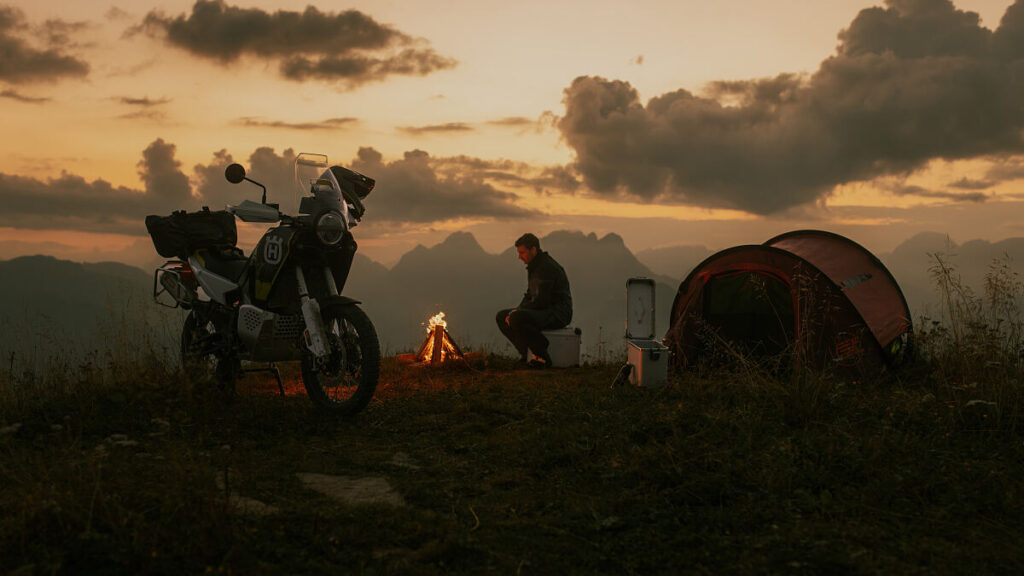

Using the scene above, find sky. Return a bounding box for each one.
[0,0,1022,267]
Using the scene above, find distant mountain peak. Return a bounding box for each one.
[438,231,484,253]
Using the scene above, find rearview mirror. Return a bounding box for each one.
[225,163,246,184]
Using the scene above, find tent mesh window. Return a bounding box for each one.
[702,272,794,357]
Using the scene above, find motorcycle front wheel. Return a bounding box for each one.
[301,303,380,416]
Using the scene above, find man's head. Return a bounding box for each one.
[515,233,540,264]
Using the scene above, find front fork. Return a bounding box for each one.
[296,266,340,361]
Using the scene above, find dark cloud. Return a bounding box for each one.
[399,122,474,135]
[40,18,90,48]
[890,183,987,202]
[119,96,171,106]
[105,7,131,22]
[986,157,1024,181]
[948,176,994,190]
[137,139,191,210]
[557,0,1024,214]
[0,140,544,236]
[0,89,49,103]
[235,116,358,131]
[193,147,297,210]
[349,147,538,223]
[429,155,581,195]
[117,110,167,121]
[0,6,89,83]
[401,116,549,135]
[139,0,455,86]
[0,139,192,234]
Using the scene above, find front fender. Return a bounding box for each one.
[321,295,362,307]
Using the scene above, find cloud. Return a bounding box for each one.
[349,148,539,223]
[40,18,91,48]
[119,96,171,106]
[400,116,549,135]
[0,6,89,83]
[948,176,994,190]
[0,139,547,237]
[235,117,358,131]
[192,147,297,210]
[986,157,1024,181]
[105,7,132,22]
[398,122,474,135]
[557,0,1024,214]
[117,110,167,121]
[0,139,197,234]
[0,89,49,103]
[486,117,534,127]
[429,155,581,195]
[138,0,455,86]
[889,183,987,203]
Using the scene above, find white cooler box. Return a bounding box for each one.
[534,327,581,367]
[626,277,669,388]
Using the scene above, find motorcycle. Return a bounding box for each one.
[145,153,380,416]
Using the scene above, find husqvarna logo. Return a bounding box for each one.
[264,236,285,265]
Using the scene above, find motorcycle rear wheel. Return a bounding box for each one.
[181,311,238,393]
[301,303,380,416]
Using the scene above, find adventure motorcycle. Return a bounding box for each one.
[145,153,380,416]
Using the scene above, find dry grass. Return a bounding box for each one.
[1,257,1023,574]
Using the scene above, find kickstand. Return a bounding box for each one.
[270,363,285,396]
[241,363,286,396]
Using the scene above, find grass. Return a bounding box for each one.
[2,353,1022,575]
[1,256,1023,574]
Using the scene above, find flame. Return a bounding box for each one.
[426,312,447,332]
[416,311,462,364]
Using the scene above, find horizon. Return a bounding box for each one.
[1,0,1023,269]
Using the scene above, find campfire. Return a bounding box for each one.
[415,312,464,364]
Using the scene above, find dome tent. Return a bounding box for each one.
[664,230,912,376]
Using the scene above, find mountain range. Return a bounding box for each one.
[3,230,1022,368]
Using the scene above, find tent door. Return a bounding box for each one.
[702,271,795,358]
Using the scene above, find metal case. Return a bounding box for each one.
[628,339,668,388]
[626,277,668,388]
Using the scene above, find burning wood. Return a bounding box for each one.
[415,312,464,364]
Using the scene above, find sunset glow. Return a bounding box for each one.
[1,0,1022,268]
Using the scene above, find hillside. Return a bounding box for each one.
[347,230,676,358]
[0,230,676,364]
[0,256,181,364]
[9,230,1024,365]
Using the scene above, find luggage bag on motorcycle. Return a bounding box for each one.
[145,208,238,260]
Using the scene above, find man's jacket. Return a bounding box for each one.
[519,250,573,324]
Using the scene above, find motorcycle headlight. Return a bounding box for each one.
[315,211,345,245]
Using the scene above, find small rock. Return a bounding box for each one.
[106,434,138,447]
[0,423,21,436]
[297,473,405,507]
[390,452,421,470]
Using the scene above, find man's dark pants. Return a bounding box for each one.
[496,308,566,361]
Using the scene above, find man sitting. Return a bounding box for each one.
[495,233,573,368]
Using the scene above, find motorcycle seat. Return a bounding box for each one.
[194,246,249,282]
